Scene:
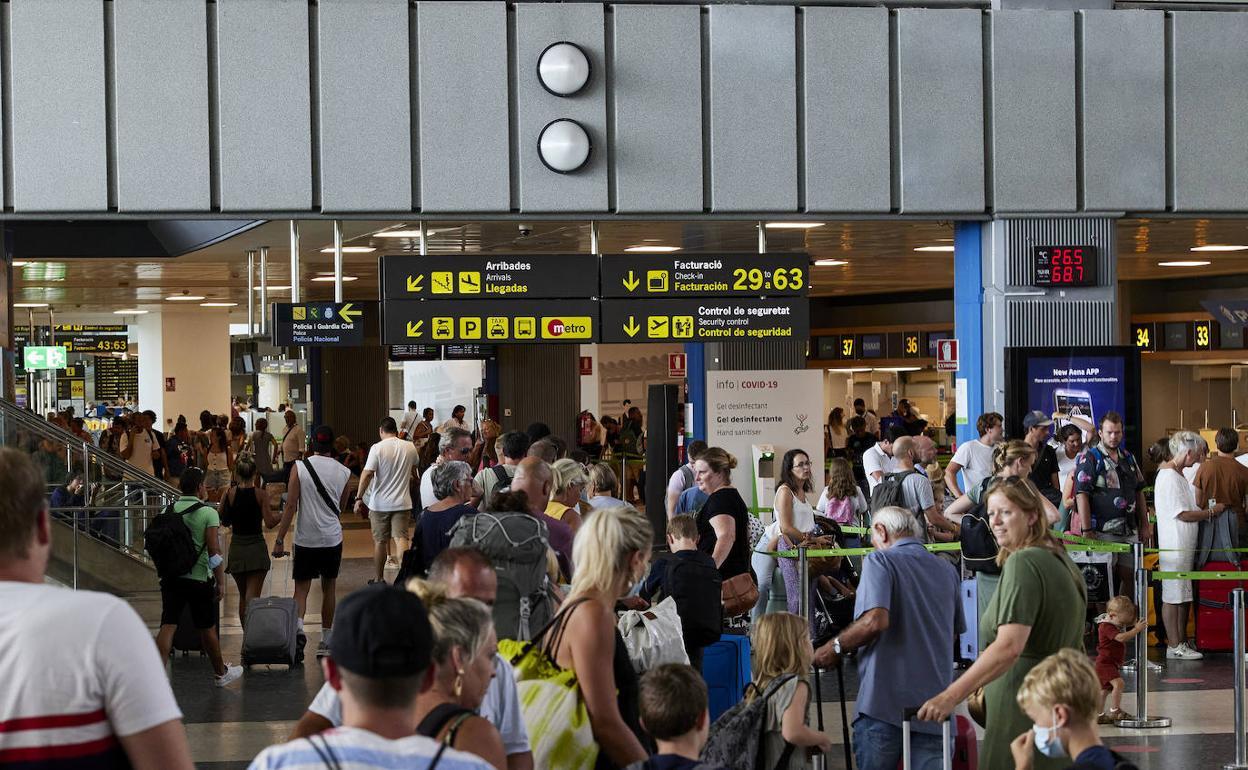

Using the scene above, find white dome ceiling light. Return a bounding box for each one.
[537,42,591,96]
[538,119,591,174]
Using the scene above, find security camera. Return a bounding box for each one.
[518,224,532,237]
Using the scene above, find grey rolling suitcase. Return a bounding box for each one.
[241,568,301,667]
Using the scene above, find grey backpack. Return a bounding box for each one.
[701,674,798,770]
[448,511,553,641]
[870,469,918,513]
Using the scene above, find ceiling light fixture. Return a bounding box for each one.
[319,246,375,254]
[625,245,681,253]
[200,302,238,307]
[538,119,591,173]
[166,294,206,301]
[253,286,292,292]
[766,222,825,230]
[814,259,848,267]
[113,309,148,315]
[914,245,955,253]
[311,275,359,282]
[375,229,441,238]
[1190,245,1248,252]
[11,261,30,267]
[13,302,48,308]
[875,367,922,372]
[826,367,871,373]
[537,42,591,96]
[1158,260,1212,267]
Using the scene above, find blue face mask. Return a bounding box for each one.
[1032,710,1067,759]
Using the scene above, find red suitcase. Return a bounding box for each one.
[1195,561,1246,652]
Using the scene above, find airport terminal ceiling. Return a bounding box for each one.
[8,217,1248,313]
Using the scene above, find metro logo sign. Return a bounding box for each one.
[542,316,593,340]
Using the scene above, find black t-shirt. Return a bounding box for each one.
[1030,442,1060,491]
[846,434,877,482]
[695,487,752,580]
[1069,745,1135,770]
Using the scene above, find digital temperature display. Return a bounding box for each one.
[1032,246,1098,287]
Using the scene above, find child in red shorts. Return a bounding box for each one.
[1095,595,1148,724]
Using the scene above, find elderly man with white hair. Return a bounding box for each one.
[814,506,964,770]
[1156,430,1223,661]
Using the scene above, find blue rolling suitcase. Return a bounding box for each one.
[959,578,978,661]
[701,634,751,721]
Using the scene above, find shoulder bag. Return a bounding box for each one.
[301,459,342,515]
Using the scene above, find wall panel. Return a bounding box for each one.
[515,3,608,213]
[803,7,890,214]
[113,0,211,212]
[318,0,411,213]
[612,4,702,213]
[990,11,1075,213]
[1080,11,1164,212]
[896,9,984,214]
[1171,12,1248,212]
[10,0,106,212]
[498,344,578,446]
[708,5,797,213]
[418,1,510,213]
[215,0,311,211]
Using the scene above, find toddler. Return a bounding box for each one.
[1094,595,1147,723]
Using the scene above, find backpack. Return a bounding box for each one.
[700,674,798,770]
[448,511,553,641]
[960,506,1000,575]
[144,502,209,579]
[661,555,723,649]
[870,469,918,513]
[679,463,695,492]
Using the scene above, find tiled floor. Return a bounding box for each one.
[148,529,1248,769]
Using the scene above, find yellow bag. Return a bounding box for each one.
[500,636,599,770]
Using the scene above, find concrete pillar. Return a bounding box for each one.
[135,309,231,426]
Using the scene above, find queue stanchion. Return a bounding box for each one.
[1226,588,1248,770]
[798,546,810,623]
[1117,541,1171,729]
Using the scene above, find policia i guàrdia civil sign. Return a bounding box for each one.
[600,298,809,343]
[382,299,598,345]
[381,254,598,300]
[272,302,366,346]
[600,253,808,298]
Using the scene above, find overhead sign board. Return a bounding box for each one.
[382,300,598,345]
[272,302,366,346]
[23,345,68,370]
[600,253,808,298]
[600,298,808,344]
[15,324,129,354]
[381,255,598,300]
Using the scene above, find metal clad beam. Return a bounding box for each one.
[1171,12,1248,212]
[612,4,701,213]
[1080,11,1164,212]
[216,0,311,211]
[515,3,607,213]
[896,9,984,214]
[318,0,411,213]
[991,11,1075,213]
[113,0,210,212]
[708,5,797,213]
[11,0,106,212]
[803,7,890,213]
[417,1,510,213]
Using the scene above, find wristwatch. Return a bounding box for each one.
[832,637,843,655]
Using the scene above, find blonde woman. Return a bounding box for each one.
[748,613,833,768]
[407,579,508,770]
[545,506,652,769]
[547,458,588,535]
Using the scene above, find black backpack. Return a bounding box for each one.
[870,469,918,513]
[144,502,209,579]
[959,479,1000,574]
[662,555,723,649]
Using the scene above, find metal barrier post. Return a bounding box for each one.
[1227,588,1248,770]
[1118,542,1171,729]
[71,509,79,590]
[798,546,809,621]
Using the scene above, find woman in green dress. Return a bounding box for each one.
[919,476,1087,769]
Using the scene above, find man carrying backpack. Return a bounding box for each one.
[870,436,956,543]
[638,514,721,670]
[473,431,529,511]
[665,440,708,519]
[152,467,243,687]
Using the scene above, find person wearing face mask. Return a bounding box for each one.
[1009,648,1140,770]
[917,476,1087,770]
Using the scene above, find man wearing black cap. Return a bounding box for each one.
[249,585,492,770]
[1022,409,1062,505]
[274,425,352,660]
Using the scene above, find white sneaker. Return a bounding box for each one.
[1166,645,1202,660]
[214,664,244,687]
[1179,643,1204,660]
[385,556,398,568]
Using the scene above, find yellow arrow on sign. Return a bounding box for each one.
[338,303,363,324]
[623,316,640,338]
[407,274,424,293]
[406,320,425,338]
[622,270,640,292]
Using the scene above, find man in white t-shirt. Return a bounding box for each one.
[665,440,708,518]
[864,426,904,493]
[289,547,533,770]
[438,404,469,435]
[356,417,420,584]
[274,425,352,659]
[421,427,476,510]
[119,411,160,476]
[0,448,194,770]
[399,401,420,439]
[278,408,307,482]
[251,584,492,770]
[944,411,1002,498]
[890,436,954,542]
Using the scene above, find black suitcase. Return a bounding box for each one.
[171,603,219,656]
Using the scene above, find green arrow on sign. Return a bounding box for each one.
[25,348,44,368]
[406,320,425,338]
[623,316,640,338]
[622,270,640,292]
[338,303,363,324]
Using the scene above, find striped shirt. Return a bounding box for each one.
[0,582,183,769]
[249,727,494,770]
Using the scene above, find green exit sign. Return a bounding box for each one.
[24,345,67,370]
